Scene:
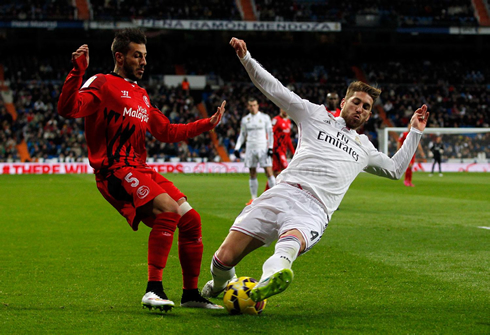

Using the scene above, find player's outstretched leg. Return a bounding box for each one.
[142,282,175,312]
[202,253,237,298]
[250,235,301,302]
[180,289,224,309]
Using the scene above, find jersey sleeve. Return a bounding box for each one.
[57,66,104,119]
[239,51,321,124]
[148,107,215,143]
[364,128,423,179]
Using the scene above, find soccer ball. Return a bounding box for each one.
[223,277,267,315]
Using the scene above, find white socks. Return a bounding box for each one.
[260,235,301,282]
[211,254,236,291]
[249,178,258,199]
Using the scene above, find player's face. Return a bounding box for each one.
[340,91,373,130]
[280,109,288,118]
[121,42,147,81]
[326,94,339,109]
[248,101,259,114]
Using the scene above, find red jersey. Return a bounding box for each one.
[58,64,214,173]
[272,115,295,154]
[398,131,409,145]
[398,131,415,164]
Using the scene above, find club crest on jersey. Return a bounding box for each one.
[137,185,150,199]
[143,95,150,107]
[121,90,131,99]
[355,136,362,145]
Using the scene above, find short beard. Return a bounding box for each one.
[123,62,142,81]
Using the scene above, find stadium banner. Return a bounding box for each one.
[0,21,84,29]
[0,162,489,175]
[449,26,490,35]
[89,20,341,32]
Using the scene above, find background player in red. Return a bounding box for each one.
[398,124,425,187]
[57,28,226,312]
[325,92,341,117]
[264,109,295,190]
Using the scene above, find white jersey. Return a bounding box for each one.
[235,112,273,151]
[239,51,423,219]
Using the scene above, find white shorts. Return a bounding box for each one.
[230,183,329,254]
[244,147,272,168]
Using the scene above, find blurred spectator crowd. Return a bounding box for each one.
[0,0,477,27]
[1,51,489,163]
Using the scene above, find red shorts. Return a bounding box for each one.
[272,151,288,172]
[96,166,185,231]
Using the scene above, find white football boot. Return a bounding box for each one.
[201,275,238,298]
[141,291,175,312]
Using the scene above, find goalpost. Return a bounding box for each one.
[380,127,490,171]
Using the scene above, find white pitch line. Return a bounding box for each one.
[477,226,490,230]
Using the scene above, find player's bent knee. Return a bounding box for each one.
[151,193,180,215]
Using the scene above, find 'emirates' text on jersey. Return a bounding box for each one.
[235,112,273,151]
[239,51,423,218]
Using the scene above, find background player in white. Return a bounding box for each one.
[234,97,275,205]
[203,37,430,303]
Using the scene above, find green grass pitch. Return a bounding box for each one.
[1,172,489,334]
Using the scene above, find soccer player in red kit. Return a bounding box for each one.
[397,124,424,187]
[57,28,226,312]
[264,109,295,190]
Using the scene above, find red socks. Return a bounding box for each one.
[147,212,180,282]
[178,209,203,290]
[146,209,203,290]
[405,167,412,183]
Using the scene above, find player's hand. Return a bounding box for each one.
[410,104,429,132]
[72,44,89,71]
[229,37,247,59]
[267,148,273,157]
[234,150,240,159]
[210,100,226,125]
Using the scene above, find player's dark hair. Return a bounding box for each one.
[248,97,258,103]
[345,81,381,105]
[111,28,147,64]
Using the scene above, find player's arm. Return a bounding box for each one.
[234,118,247,151]
[365,105,429,179]
[266,116,273,151]
[150,101,225,143]
[230,37,318,123]
[57,45,101,118]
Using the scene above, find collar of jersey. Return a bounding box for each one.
[109,71,137,84]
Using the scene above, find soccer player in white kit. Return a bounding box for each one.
[202,37,430,304]
[234,97,276,204]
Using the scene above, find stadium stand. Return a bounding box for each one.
[0,1,489,163]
